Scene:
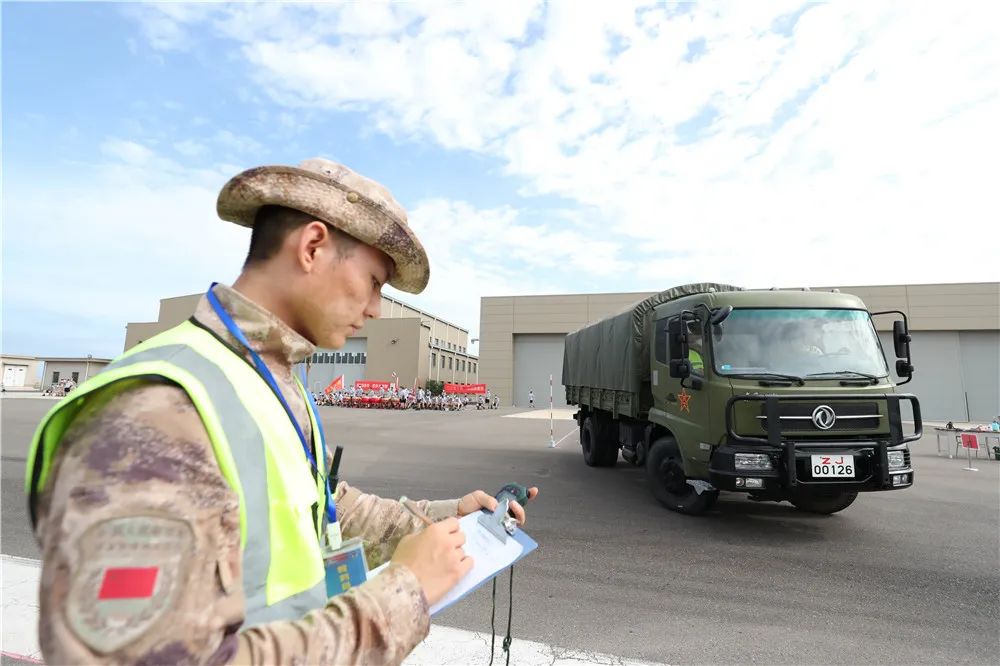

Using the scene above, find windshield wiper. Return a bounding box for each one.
[806,370,880,385]
[727,372,805,386]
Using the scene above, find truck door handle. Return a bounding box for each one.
[667,393,677,402]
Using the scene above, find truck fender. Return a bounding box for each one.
[648,433,681,459]
[646,421,675,453]
[635,424,655,466]
[647,407,673,432]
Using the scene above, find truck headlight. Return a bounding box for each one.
[735,453,773,471]
[887,450,906,470]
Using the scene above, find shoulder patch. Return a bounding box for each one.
[66,516,194,654]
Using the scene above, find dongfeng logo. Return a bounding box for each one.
[812,405,837,430]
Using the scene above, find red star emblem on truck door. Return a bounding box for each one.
[678,389,692,413]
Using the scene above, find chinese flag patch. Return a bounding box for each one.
[98,567,159,600]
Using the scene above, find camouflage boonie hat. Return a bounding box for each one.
[216,158,430,293]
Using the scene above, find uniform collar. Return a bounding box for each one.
[194,283,316,367]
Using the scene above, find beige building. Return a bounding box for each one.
[479,282,1000,421]
[125,292,479,393]
[39,356,112,390]
[1,354,43,390]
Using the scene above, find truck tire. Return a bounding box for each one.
[581,416,618,467]
[789,491,858,515]
[646,436,718,515]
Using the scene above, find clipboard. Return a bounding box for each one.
[369,503,537,616]
[430,502,537,615]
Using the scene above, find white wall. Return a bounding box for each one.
[42,361,108,389]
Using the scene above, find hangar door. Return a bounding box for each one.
[513,334,568,408]
[876,330,999,422]
[959,331,999,421]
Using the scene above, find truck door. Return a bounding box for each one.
[665,316,713,473]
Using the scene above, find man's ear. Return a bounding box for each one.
[295,221,331,273]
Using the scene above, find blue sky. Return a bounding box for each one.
[3,2,998,359]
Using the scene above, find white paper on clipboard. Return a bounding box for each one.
[368,512,525,615]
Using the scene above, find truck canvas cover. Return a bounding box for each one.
[562,283,742,393]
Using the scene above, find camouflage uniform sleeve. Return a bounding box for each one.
[336,482,460,568]
[34,380,245,665]
[35,381,433,666]
[234,564,429,665]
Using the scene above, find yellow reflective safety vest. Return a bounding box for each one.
[26,319,330,626]
[689,348,705,373]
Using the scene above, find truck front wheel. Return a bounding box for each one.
[789,491,858,515]
[581,416,618,467]
[646,437,718,515]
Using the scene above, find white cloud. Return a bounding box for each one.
[128,1,999,294]
[3,145,249,355]
[174,139,206,157]
[213,129,263,155]
[5,136,595,355]
[100,138,155,164]
[166,133,262,163]
[389,198,603,347]
[13,0,998,360]
[123,2,218,51]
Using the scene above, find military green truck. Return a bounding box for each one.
[563,283,922,515]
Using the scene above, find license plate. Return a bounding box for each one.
[810,454,855,478]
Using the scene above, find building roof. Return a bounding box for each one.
[38,356,113,363]
[146,291,472,334]
[382,293,470,334]
[482,280,999,300]
[0,354,39,361]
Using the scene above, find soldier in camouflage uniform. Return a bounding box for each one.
[32,158,538,665]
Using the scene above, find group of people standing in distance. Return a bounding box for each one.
[314,386,500,411]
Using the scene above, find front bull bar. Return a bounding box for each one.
[724,393,922,488]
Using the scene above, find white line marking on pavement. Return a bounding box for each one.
[406,624,665,665]
[550,428,579,448]
[503,408,577,421]
[2,555,664,666]
[2,555,43,662]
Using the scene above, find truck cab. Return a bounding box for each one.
[647,289,921,514]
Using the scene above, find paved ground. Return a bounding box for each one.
[2,397,998,664]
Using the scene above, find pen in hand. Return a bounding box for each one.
[392,496,473,607]
[399,496,434,527]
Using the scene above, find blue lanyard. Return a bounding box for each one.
[206,284,337,526]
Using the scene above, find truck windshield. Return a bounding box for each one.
[711,308,889,379]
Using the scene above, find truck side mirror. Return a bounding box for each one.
[668,318,691,379]
[892,320,911,359]
[873,310,914,386]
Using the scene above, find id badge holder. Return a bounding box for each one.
[322,523,369,597]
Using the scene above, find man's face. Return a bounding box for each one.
[298,228,394,349]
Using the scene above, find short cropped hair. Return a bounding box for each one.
[244,205,358,268]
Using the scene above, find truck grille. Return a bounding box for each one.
[758,402,881,432]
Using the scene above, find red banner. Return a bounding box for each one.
[961,433,979,449]
[324,375,344,394]
[444,383,487,394]
[355,380,393,391]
